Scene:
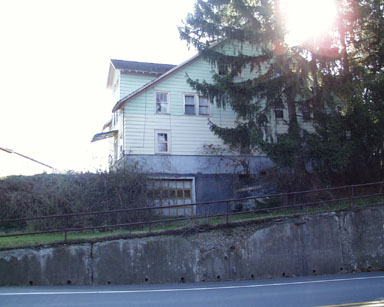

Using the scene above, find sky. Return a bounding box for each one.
[0,0,197,176]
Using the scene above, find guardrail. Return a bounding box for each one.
[1,181,384,241]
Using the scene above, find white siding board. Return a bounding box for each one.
[120,73,156,99]
[120,42,272,157]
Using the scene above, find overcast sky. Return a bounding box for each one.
[0,0,197,176]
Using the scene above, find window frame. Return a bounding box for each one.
[147,177,196,216]
[155,91,170,114]
[217,62,228,76]
[274,109,284,120]
[155,130,171,154]
[183,93,196,115]
[183,93,210,116]
[198,96,210,116]
[302,107,312,121]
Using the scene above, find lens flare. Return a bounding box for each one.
[279,0,337,46]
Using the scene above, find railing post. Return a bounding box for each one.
[226,201,229,224]
[351,185,355,208]
[64,215,69,242]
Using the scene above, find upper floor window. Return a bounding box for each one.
[155,92,169,114]
[302,106,312,121]
[217,63,228,76]
[184,95,195,115]
[336,105,343,114]
[198,96,209,115]
[274,109,284,120]
[184,94,210,116]
[217,63,244,78]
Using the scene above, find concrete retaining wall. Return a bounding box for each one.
[1,206,383,286]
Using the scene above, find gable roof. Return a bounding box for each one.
[110,40,228,112]
[111,59,176,75]
[111,53,202,112]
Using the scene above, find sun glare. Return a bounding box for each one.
[279,0,337,46]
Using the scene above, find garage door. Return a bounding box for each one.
[147,179,194,216]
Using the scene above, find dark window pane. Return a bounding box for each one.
[184,190,191,198]
[302,111,311,121]
[275,109,284,119]
[185,105,195,114]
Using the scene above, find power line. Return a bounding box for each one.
[0,147,54,170]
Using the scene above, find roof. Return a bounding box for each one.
[110,59,176,75]
[102,119,112,131]
[91,130,118,142]
[112,53,202,112]
[110,40,226,112]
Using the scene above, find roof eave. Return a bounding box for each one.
[111,52,202,113]
[102,119,112,131]
[106,62,116,88]
[120,69,163,76]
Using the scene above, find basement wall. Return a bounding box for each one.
[0,205,383,286]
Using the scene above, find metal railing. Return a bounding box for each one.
[1,181,384,241]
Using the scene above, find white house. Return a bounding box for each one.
[92,41,310,215]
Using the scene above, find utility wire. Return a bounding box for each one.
[0,146,54,169]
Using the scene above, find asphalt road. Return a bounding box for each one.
[0,272,383,307]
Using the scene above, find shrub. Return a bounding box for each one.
[0,166,149,232]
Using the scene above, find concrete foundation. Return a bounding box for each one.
[0,205,383,286]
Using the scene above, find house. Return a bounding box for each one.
[92,41,305,215]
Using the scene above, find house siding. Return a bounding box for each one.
[98,40,323,209]
[122,56,237,156]
[111,70,121,105]
[119,73,157,100]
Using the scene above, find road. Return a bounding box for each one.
[0,272,383,307]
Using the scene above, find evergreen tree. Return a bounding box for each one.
[180,0,384,187]
[307,0,384,183]
[180,0,327,187]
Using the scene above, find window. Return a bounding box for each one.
[274,109,284,119]
[184,94,210,116]
[147,179,194,216]
[155,92,169,114]
[155,130,170,153]
[217,63,244,77]
[218,63,228,76]
[336,105,343,114]
[198,96,209,115]
[302,106,311,121]
[184,95,195,115]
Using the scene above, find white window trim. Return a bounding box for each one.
[154,91,170,114]
[155,130,171,154]
[183,93,211,116]
[183,93,197,116]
